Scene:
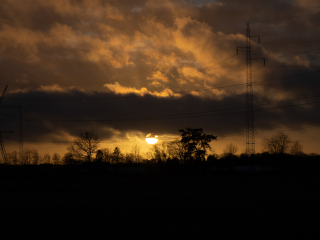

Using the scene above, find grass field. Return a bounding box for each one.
[1,173,320,239]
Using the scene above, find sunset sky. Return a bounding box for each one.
[1,0,320,156]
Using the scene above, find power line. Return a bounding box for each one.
[103,94,320,120]
[201,54,238,71]
[224,120,320,138]
[22,97,320,123]
[265,66,320,68]
[3,66,319,131]
[261,40,320,44]
[255,122,320,134]
[90,93,320,123]
[251,50,320,55]
[7,121,320,144]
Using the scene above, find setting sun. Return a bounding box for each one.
[146,133,158,144]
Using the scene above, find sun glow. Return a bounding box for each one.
[146,133,158,144]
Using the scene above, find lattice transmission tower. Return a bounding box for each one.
[0,85,10,163]
[0,85,23,163]
[237,23,263,155]
[246,23,255,155]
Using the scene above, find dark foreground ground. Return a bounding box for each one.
[1,172,320,239]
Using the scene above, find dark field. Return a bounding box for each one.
[1,173,320,239]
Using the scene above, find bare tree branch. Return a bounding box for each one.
[67,130,100,162]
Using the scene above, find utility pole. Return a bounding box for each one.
[237,23,263,155]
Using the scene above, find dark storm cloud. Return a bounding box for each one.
[3,86,320,143]
[0,0,320,150]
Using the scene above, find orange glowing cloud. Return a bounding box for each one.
[104,82,181,97]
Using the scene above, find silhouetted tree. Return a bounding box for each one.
[124,153,134,163]
[20,149,39,165]
[207,154,220,162]
[21,148,33,165]
[52,153,61,165]
[131,144,142,163]
[67,130,100,162]
[147,141,185,162]
[95,149,104,163]
[223,143,238,156]
[42,153,51,164]
[31,149,40,165]
[179,128,217,161]
[290,141,304,156]
[167,140,184,161]
[148,143,169,162]
[8,151,18,165]
[263,131,291,154]
[1,152,9,164]
[112,147,123,164]
[95,148,112,163]
[62,152,81,165]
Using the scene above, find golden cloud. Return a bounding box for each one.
[147,71,169,83]
[179,67,205,79]
[104,82,181,97]
[38,84,65,92]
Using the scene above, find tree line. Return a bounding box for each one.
[0,128,317,165]
[64,128,217,165]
